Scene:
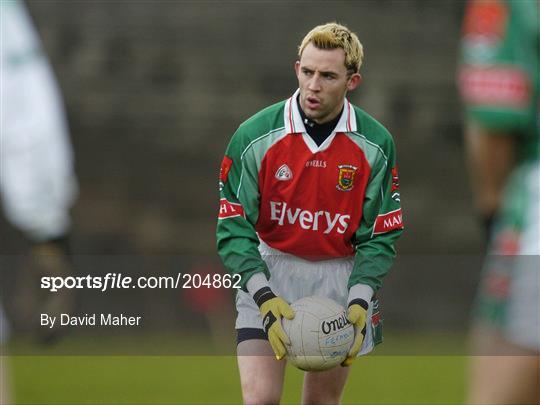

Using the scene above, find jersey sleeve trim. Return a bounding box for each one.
[459,65,532,109]
[373,207,404,235]
[218,198,245,220]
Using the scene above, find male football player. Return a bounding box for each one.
[458,1,539,404]
[217,23,403,404]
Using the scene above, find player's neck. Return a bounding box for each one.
[296,96,342,147]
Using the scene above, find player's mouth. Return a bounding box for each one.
[305,96,321,109]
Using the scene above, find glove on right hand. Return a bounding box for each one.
[255,287,294,360]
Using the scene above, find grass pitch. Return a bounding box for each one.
[8,333,467,404]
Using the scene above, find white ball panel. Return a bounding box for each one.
[282,296,354,371]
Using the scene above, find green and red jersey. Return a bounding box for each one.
[217,90,403,292]
[459,0,539,235]
[459,0,539,162]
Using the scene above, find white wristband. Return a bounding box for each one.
[246,272,271,296]
[347,284,374,305]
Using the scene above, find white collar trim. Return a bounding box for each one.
[284,89,357,135]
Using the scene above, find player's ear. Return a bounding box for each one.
[294,61,301,78]
[347,73,362,91]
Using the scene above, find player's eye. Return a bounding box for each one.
[302,68,313,76]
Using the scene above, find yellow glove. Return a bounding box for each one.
[254,287,294,360]
[341,299,369,367]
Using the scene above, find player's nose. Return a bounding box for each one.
[307,74,322,91]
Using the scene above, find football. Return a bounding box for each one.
[282,296,354,371]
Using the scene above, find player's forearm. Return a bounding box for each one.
[216,231,270,292]
[347,284,374,305]
[246,272,271,295]
[464,121,516,219]
[218,254,269,291]
[349,229,402,292]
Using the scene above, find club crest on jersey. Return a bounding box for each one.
[275,164,293,181]
[336,165,357,192]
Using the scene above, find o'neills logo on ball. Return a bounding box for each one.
[321,313,350,335]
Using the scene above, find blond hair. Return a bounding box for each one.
[298,22,364,73]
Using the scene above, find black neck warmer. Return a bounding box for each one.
[297,96,343,147]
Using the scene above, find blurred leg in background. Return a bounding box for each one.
[465,165,540,405]
[468,327,539,405]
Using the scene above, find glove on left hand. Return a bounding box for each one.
[341,299,368,367]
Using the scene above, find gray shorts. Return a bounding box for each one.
[235,240,381,355]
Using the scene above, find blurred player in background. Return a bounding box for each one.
[217,22,403,404]
[1,0,78,351]
[458,0,539,404]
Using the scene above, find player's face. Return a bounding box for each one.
[295,43,361,124]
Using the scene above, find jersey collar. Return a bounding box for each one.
[284,89,357,135]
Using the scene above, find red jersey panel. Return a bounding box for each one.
[256,132,371,259]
